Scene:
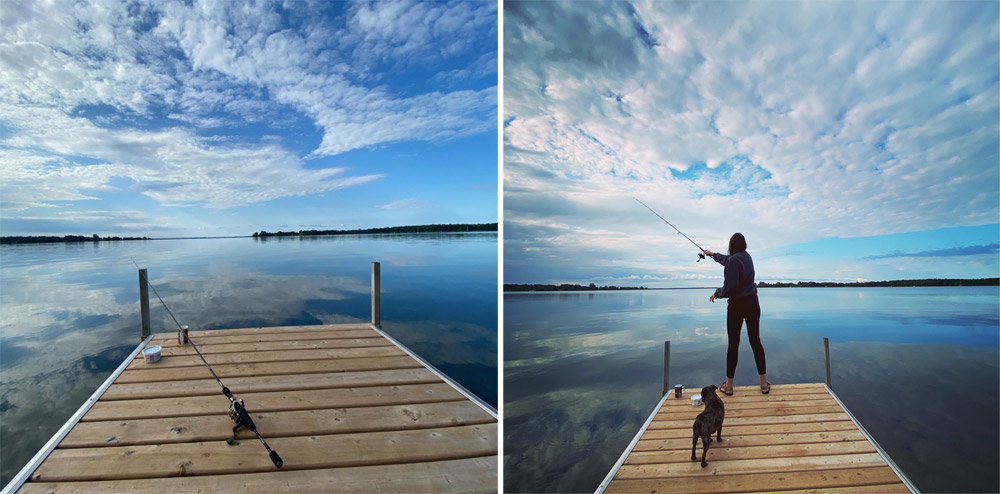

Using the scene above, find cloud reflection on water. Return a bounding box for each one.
[1,235,497,488]
[503,288,999,493]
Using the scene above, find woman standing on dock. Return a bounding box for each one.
[704,233,769,396]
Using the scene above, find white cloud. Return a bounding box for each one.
[504,0,999,283]
[379,198,429,210]
[347,0,497,64]
[0,105,385,210]
[150,0,497,156]
[0,0,496,215]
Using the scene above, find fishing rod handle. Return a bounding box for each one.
[270,450,284,469]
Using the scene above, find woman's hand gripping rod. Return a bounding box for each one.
[633,198,708,262]
[130,258,283,469]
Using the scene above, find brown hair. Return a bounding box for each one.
[728,233,747,254]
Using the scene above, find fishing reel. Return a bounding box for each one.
[222,386,284,468]
[697,252,706,262]
[226,397,249,445]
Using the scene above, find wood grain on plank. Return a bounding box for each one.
[614,453,888,479]
[758,485,911,494]
[633,430,868,452]
[136,338,395,358]
[86,382,465,421]
[32,424,498,482]
[126,346,407,370]
[149,324,373,341]
[19,456,498,494]
[721,383,826,392]
[655,405,844,421]
[625,440,876,464]
[151,329,380,347]
[64,401,496,448]
[100,368,444,401]
[116,356,422,384]
[660,393,836,408]
[603,466,905,494]
[639,421,857,439]
[649,412,850,429]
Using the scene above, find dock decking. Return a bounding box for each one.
[14,323,498,493]
[598,383,914,494]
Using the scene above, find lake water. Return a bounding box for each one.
[0,233,497,488]
[503,287,999,493]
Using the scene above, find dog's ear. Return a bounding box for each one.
[708,385,718,391]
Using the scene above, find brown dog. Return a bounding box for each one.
[691,384,725,467]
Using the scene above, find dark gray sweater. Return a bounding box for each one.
[712,251,757,302]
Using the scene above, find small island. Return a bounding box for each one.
[504,283,649,292]
[758,278,998,287]
[0,234,151,245]
[252,223,498,238]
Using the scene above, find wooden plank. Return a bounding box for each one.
[649,412,850,429]
[604,466,905,494]
[656,400,839,418]
[756,485,911,494]
[639,421,857,439]
[724,383,826,393]
[100,368,444,401]
[126,346,407,370]
[86,382,465,421]
[31,423,498,482]
[135,338,395,358]
[660,393,836,408]
[633,430,868,452]
[19,456,498,493]
[151,329,381,346]
[64,401,496,448]
[614,453,887,479]
[624,440,876,464]
[149,324,373,340]
[655,405,844,420]
[666,385,827,400]
[115,356,422,384]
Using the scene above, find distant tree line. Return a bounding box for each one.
[0,234,152,245]
[504,283,649,292]
[758,278,999,288]
[252,223,498,237]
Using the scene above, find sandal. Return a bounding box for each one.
[761,382,771,395]
[719,381,733,396]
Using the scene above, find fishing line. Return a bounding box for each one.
[129,258,283,469]
[633,197,708,262]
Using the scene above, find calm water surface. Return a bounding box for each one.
[504,287,999,493]
[0,234,497,487]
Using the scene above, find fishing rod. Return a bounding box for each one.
[633,197,709,262]
[130,258,283,469]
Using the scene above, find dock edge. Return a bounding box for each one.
[825,384,919,494]
[594,392,671,494]
[1,334,155,494]
[369,324,497,419]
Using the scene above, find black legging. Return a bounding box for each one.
[726,294,765,378]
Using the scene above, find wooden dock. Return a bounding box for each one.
[598,383,915,494]
[12,323,498,493]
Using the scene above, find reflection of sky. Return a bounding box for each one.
[503,287,999,493]
[0,234,496,488]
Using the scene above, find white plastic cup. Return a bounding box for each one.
[691,394,702,406]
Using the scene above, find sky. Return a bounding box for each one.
[503,0,1000,285]
[0,0,498,238]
